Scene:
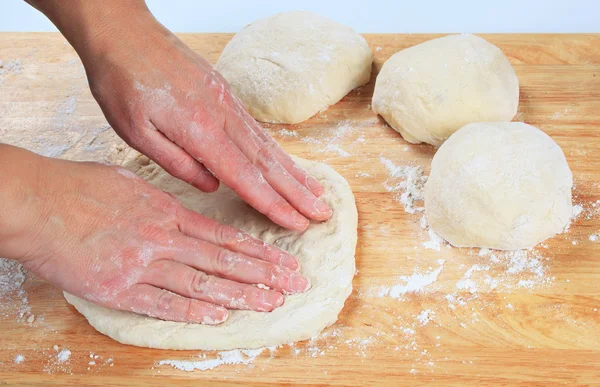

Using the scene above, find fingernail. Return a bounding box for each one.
[281,254,300,272]
[314,199,332,216]
[217,308,229,323]
[259,291,284,311]
[203,308,228,325]
[307,176,324,195]
[290,274,311,293]
[273,293,284,307]
[292,211,309,229]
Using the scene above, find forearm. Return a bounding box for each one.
[25,0,159,62]
[0,144,47,260]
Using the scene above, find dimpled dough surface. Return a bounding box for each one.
[216,11,372,124]
[64,155,357,350]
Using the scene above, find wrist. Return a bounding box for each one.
[27,0,161,63]
[0,145,48,261]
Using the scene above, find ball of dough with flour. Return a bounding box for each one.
[216,11,372,124]
[424,122,572,250]
[372,34,519,146]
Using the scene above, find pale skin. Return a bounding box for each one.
[0,1,332,324]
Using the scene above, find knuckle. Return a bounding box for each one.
[215,226,239,248]
[265,262,283,283]
[161,198,180,216]
[214,249,237,276]
[155,291,177,315]
[184,299,197,321]
[121,126,148,150]
[147,192,180,217]
[254,146,278,172]
[189,271,210,295]
[167,156,197,182]
[136,221,173,243]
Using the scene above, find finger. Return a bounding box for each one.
[136,125,220,192]
[187,128,310,231]
[116,284,228,324]
[143,260,284,312]
[239,107,325,197]
[177,207,300,271]
[224,109,332,221]
[171,236,311,294]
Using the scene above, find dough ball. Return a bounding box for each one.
[216,11,372,124]
[372,34,519,146]
[424,122,572,250]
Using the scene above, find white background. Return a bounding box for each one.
[1,0,598,33]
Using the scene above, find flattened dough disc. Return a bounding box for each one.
[64,155,357,350]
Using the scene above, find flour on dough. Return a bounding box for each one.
[424,122,572,250]
[64,154,358,350]
[373,34,519,146]
[216,11,372,124]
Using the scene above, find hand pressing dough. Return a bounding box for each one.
[372,34,519,146]
[424,122,572,250]
[64,154,357,350]
[216,11,372,124]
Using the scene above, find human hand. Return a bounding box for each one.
[79,11,332,231]
[14,155,310,324]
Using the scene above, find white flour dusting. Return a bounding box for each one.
[57,349,71,364]
[298,119,378,159]
[53,95,77,131]
[158,348,269,372]
[377,263,444,299]
[301,122,354,158]
[0,258,31,321]
[422,227,445,251]
[379,156,427,214]
[276,128,299,138]
[13,355,24,364]
[550,108,570,120]
[416,310,434,326]
[0,60,23,86]
[0,259,26,297]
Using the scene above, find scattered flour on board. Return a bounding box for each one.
[276,128,299,138]
[0,60,23,86]
[0,258,31,321]
[297,119,378,159]
[422,227,445,251]
[416,310,434,326]
[158,348,271,372]
[379,156,427,214]
[377,262,445,299]
[550,108,570,120]
[57,349,71,364]
[301,121,354,157]
[13,355,24,364]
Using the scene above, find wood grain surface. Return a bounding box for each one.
[1,33,599,386]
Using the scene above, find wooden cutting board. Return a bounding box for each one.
[1,32,599,386]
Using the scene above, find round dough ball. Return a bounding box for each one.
[372,34,519,146]
[216,11,372,124]
[424,122,572,250]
